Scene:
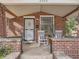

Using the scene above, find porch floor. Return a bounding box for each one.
[21,43,52,59]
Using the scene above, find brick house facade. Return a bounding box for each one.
[0,3,79,59]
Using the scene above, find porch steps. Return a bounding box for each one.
[21,54,52,59]
[22,40,36,44]
[21,43,52,59]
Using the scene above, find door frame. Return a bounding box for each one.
[23,16,35,41]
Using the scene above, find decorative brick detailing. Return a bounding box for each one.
[52,40,79,59]
[0,38,21,52]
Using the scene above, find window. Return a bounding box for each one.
[40,15,55,37]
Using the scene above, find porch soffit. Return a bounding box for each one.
[5,5,78,17]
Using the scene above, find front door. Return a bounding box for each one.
[24,18,35,41]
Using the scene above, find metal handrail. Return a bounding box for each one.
[48,37,52,53]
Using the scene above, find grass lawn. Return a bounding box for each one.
[0,56,3,59]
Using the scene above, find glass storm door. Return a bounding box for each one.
[24,19,35,41]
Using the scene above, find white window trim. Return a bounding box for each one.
[40,15,54,17]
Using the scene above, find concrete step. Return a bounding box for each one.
[21,54,52,59]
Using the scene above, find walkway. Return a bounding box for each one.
[20,43,52,59]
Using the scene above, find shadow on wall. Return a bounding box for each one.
[6,17,24,37]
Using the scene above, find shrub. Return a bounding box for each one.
[0,45,13,58]
[65,17,78,37]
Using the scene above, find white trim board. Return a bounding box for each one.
[24,16,35,18]
[40,15,54,17]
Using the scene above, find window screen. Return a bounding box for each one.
[40,16,54,37]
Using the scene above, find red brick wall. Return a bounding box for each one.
[0,38,21,52]
[6,11,65,38]
[55,16,65,30]
[52,40,79,59]
[0,3,6,36]
[7,16,24,37]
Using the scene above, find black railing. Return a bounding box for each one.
[48,37,52,53]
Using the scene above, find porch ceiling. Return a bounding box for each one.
[5,5,78,17]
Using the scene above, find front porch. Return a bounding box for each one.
[0,2,79,59]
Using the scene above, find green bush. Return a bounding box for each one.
[65,17,78,37]
[0,45,13,58]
